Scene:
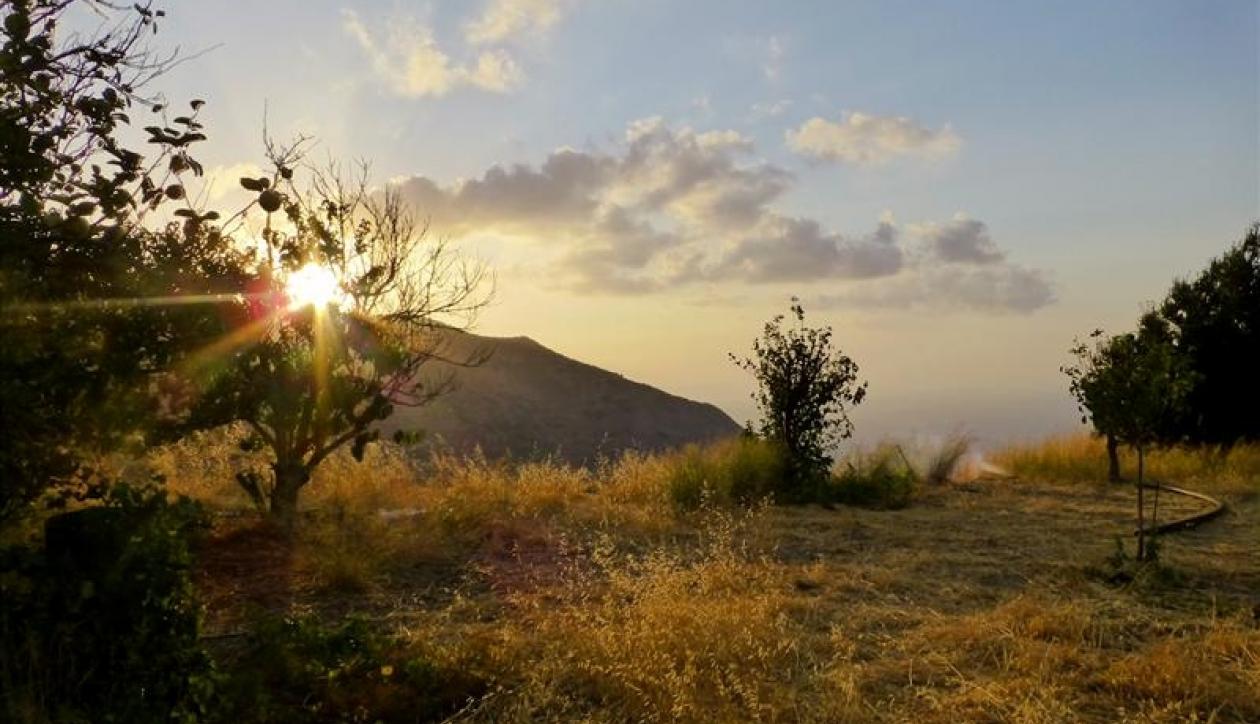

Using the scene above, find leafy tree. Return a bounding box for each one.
[1154,223,1260,448]
[731,300,867,497]
[188,155,492,528]
[1064,327,1192,560]
[0,0,248,524]
[1063,330,1133,483]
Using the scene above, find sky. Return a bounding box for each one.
[86,1,1259,447]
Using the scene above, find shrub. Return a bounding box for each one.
[0,483,212,723]
[828,446,917,509]
[209,614,484,723]
[664,437,789,509]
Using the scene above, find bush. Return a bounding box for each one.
[827,447,917,509]
[665,437,789,509]
[209,614,484,723]
[0,483,212,723]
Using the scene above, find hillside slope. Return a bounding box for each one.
[378,332,741,463]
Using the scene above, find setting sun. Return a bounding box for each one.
[285,263,341,310]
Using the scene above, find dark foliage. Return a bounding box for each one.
[0,484,213,723]
[0,0,249,523]
[1154,223,1260,448]
[208,614,485,723]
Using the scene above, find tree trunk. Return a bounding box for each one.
[1135,446,1146,562]
[270,462,309,530]
[1106,434,1121,483]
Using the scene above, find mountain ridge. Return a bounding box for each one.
[378,331,741,464]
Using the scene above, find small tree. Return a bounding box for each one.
[1063,330,1133,483]
[189,155,491,528]
[731,300,867,498]
[1064,328,1191,560]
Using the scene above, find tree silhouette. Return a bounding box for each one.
[1155,223,1260,449]
[0,1,248,522]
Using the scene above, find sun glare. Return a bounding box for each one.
[285,263,341,310]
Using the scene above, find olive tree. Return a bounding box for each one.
[731,300,867,498]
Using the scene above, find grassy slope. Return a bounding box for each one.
[179,437,1260,723]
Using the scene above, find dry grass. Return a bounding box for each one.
[991,432,1260,499]
[172,435,1260,722]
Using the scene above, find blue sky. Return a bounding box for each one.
[116,1,1259,446]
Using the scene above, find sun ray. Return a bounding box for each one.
[2,291,260,315]
[178,311,279,376]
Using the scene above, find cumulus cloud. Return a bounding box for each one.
[388,118,1050,312]
[912,214,1005,264]
[786,111,961,165]
[465,0,571,45]
[807,213,1054,313]
[342,9,524,97]
[716,216,902,282]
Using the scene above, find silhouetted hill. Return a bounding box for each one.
[378,332,741,464]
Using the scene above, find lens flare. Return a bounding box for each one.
[285,263,341,310]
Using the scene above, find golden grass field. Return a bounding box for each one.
[155,432,1259,723]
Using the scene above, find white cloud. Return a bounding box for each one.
[342,9,523,97]
[388,119,1049,312]
[466,49,525,92]
[786,111,961,165]
[465,0,571,45]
